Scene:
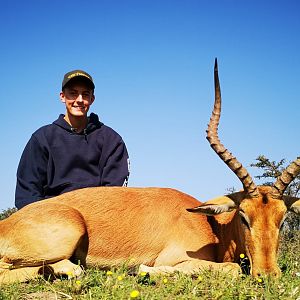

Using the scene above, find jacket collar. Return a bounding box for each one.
[53,113,103,134]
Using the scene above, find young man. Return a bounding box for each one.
[15,70,130,209]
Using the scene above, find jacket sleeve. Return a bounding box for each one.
[15,135,48,209]
[100,134,130,187]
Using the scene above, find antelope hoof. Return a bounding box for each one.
[221,262,241,276]
[0,261,13,270]
[138,264,152,274]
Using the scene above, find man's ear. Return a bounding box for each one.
[186,196,237,216]
[90,94,95,104]
[60,91,66,103]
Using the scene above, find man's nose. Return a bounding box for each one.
[76,94,84,101]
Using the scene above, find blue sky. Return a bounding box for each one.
[0,0,299,210]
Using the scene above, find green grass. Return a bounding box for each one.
[1,232,299,300]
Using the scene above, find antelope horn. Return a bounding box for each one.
[206,59,259,198]
[271,157,300,198]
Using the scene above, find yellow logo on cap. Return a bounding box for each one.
[68,72,92,80]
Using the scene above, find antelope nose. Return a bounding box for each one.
[252,267,281,277]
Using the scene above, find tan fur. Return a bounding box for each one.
[1,185,298,284]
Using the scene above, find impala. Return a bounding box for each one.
[0,59,299,284]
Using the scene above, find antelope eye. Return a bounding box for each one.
[239,211,250,229]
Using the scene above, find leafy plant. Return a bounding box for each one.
[250,155,300,197]
[0,207,17,220]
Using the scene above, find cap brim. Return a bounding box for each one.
[62,76,95,89]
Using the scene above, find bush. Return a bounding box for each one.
[0,207,17,220]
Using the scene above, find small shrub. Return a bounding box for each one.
[0,207,17,220]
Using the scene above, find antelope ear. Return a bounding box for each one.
[282,196,300,214]
[187,196,237,216]
[289,199,300,215]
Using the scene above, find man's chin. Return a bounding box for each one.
[69,110,87,117]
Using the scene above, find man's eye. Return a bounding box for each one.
[69,92,78,98]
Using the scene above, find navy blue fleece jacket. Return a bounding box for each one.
[15,113,129,209]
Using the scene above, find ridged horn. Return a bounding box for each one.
[271,157,300,198]
[206,58,259,198]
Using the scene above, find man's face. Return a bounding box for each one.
[60,81,95,118]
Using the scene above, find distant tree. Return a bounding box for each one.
[0,207,17,220]
[250,155,300,231]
